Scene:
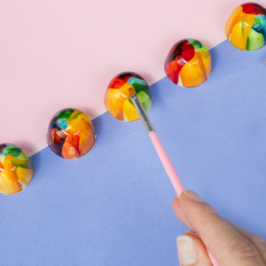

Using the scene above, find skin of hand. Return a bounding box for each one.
[172,190,266,266]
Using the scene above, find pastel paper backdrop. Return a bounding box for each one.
[1,0,266,155]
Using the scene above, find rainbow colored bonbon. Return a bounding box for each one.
[164,39,211,88]
[47,108,95,159]
[104,72,152,122]
[0,144,33,195]
[225,3,266,51]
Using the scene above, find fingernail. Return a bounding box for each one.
[176,194,179,199]
[184,190,203,202]
[176,235,198,265]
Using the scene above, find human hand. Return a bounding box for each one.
[172,190,266,266]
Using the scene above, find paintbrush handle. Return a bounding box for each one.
[149,131,184,195]
[149,131,220,266]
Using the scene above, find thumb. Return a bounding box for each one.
[179,190,264,266]
[176,230,212,266]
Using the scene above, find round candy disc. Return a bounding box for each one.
[0,144,33,195]
[47,108,95,159]
[104,72,152,122]
[164,39,211,88]
[225,3,266,51]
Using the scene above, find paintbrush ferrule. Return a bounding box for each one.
[130,94,155,133]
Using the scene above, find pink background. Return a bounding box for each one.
[1,0,265,156]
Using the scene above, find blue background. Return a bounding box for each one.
[1,41,266,265]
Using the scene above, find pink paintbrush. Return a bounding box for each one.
[130,94,220,266]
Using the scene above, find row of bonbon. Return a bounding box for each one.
[1,2,265,195]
